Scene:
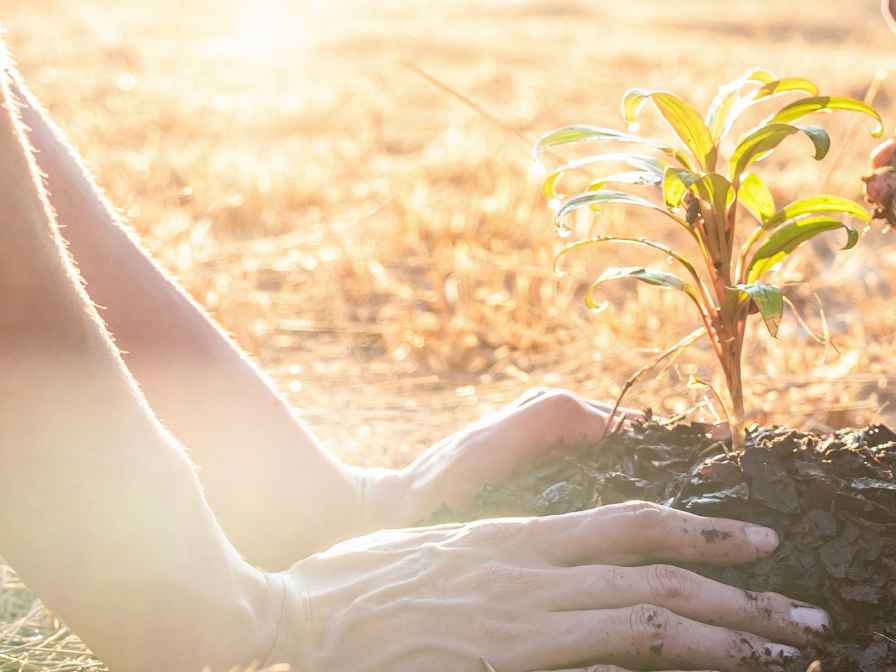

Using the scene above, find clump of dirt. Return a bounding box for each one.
[426,420,896,671]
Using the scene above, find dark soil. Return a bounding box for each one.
[426,420,896,671]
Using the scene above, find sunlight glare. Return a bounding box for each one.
[233,0,320,63]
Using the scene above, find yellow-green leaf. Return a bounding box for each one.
[554,189,687,230]
[736,282,784,337]
[622,89,717,170]
[729,123,829,181]
[662,166,696,209]
[553,236,703,292]
[754,77,819,101]
[744,68,777,85]
[763,194,870,228]
[585,266,701,310]
[746,216,858,283]
[541,153,665,200]
[689,173,734,224]
[738,173,776,223]
[767,96,884,138]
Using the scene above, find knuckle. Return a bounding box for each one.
[645,564,692,602]
[626,500,671,531]
[627,603,671,644]
[534,389,586,420]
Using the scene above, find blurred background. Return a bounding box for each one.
[4,0,896,465]
[3,0,896,667]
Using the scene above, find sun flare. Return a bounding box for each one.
[233,0,317,63]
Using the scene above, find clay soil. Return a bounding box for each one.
[428,420,896,671]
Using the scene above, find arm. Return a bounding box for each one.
[8,68,637,568]
[0,56,280,671]
[9,71,401,569]
[0,55,828,672]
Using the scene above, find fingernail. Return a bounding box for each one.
[745,525,779,553]
[763,643,801,659]
[791,606,831,633]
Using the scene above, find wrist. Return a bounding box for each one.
[353,465,419,531]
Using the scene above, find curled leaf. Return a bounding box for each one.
[746,216,858,283]
[735,282,784,337]
[586,266,701,310]
[729,123,829,180]
[754,77,819,101]
[533,125,688,167]
[542,152,664,200]
[767,96,884,138]
[622,89,717,170]
[552,236,705,301]
[764,194,870,228]
[554,189,689,232]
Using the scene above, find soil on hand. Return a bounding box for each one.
[426,420,896,671]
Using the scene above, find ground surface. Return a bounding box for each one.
[2,0,896,668]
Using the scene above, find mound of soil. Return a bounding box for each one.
[427,420,896,671]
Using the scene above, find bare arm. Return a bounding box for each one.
[8,71,404,569]
[0,56,280,671]
[0,59,829,670]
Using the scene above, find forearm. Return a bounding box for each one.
[8,70,397,567]
[0,62,279,670]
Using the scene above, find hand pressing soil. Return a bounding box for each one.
[425,420,896,671]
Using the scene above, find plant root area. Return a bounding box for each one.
[427,421,896,671]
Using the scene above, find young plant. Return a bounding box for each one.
[534,69,882,451]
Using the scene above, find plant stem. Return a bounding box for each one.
[721,329,746,453]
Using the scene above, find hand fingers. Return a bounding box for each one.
[542,564,829,646]
[512,387,643,422]
[528,605,801,672]
[532,500,779,567]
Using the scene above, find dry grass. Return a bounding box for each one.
[3,0,896,668]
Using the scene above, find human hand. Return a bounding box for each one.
[267,501,828,671]
[388,388,639,526]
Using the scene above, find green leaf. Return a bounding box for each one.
[554,189,687,230]
[689,173,734,223]
[735,282,784,337]
[764,194,870,228]
[622,89,717,170]
[738,173,776,223]
[729,123,829,181]
[662,166,696,208]
[705,68,779,141]
[754,77,819,101]
[586,170,662,192]
[542,152,665,200]
[767,96,884,138]
[585,266,700,310]
[706,77,750,143]
[553,236,703,293]
[744,68,777,85]
[533,125,686,165]
[746,216,858,283]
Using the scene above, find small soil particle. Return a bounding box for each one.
[425,421,896,671]
[700,528,732,543]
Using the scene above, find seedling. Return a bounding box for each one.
[534,69,882,450]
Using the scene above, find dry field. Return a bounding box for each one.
[3,0,896,668]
